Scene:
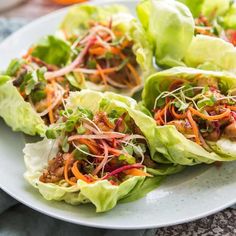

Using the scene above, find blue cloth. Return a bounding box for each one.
[0,18,236,236]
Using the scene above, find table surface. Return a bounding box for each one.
[0,0,63,19]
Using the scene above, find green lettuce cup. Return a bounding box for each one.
[142,67,236,165]
[24,90,182,212]
[58,4,154,93]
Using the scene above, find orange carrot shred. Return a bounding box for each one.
[187,110,201,145]
[64,154,76,186]
[171,105,186,119]
[124,168,152,177]
[71,161,89,182]
[96,63,108,86]
[189,107,231,121]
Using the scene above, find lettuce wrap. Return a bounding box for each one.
[57,4,154,93]
[178,0,236,72]
[0,4,153,136]
[142,67,236,165]
[135,0,236,72]
[24,90,182,212]
[0,51,74,136]
[184,35,236,73]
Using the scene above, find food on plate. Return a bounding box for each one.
[24,90,182,212]
[136,0,236,72]
[178,0,235,44]
[1,0,236,214]
[0,44,74,136]
[0,4,152,136]
[178,0,236,71]
[142,67,236,165]
[49,4,148,94]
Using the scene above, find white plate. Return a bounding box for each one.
[0,0,236,230]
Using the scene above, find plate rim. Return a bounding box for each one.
[1,184,236,230]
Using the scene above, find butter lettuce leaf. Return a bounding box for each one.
[129,19,155,77]
[177,0,231,19]
[31,35,71,66]
[220,3,236,29]
[0,81,46,136]
[184,35,236,73]
[201,0,231,19]
[142,67,236,164]
[177,0,204,17]
[60,4,130,37]
[0,75,11,86]
[137,0,194,67]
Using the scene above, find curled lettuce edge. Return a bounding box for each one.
[177,0,231,19]
[0,81,46,136]
[184,35,236,73]
[142,67,236,165]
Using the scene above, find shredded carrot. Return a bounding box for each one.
[120,40,131,49]
[171,106,187,119]
[189,107,231,121]
[64,154,76,186]
[96,63,108,86]
[71,161,89,182]
[22,47,34,59]
[106,146,123,156]
[110,47,121,55]
[154,110,165,125]
[228,106,236,111]
[78,139,100,155]
[103,35,112,42]
[187,110,201,145]
[114,30,123,37]
[95,67,118,75]
[89,47,106,56]
[20,91,26,98]
[168,79,185,91]
[159,102,171,124]
[119,52,141,85]
[124,168,152,177]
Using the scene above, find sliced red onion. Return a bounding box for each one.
[72,142,114,159]
[102,163,144,179]
[92,140,109,175]
[68,133,126,142]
